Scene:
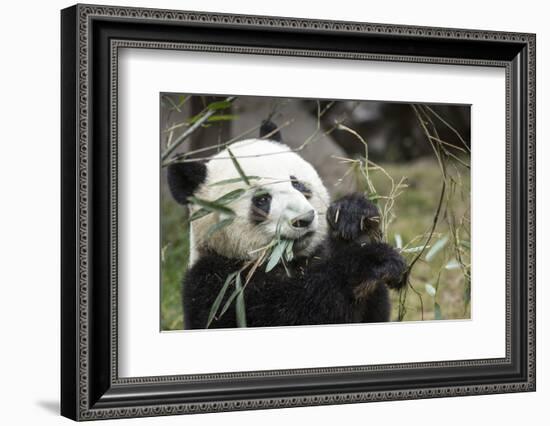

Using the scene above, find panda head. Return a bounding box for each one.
[167,129,330,262]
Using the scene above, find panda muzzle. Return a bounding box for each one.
[290,210,315,229]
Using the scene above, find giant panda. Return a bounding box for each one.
[167,121,407,329]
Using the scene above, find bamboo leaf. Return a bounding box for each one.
[252,188,270,198]
[235,273,247,327]
[188,207,211,222]
[445,259,461,270]
[205,217,235,239]
[207,100,233,111]
[218,278,242,318]
[464,277,471,310]
[425,236,449,262]
[217,272,253,325]
[285,239,294,262]
[368,192,379,202]
[434,302,443,320]
[214,188,246,204]
[209,176,260,187]
[161,244,169,263]
[188,189,244,221]
[189,196,236,213]
[394,234,403,249]
[425,283,437,297]
[206,272,237,328]
[401,245,429,253]
[187,114,238,125]
[207,114,239,122]
[186,112,204,125]
[160,96,236,162]
[227,148,250,186]
[265,240,290,272]
[188,196,236,221]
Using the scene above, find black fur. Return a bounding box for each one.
[167,161,207,205]
[290,175,312,199]
[327,193,382,243]
[250,191,272,223]
[259,119,282,142]
[182,193,407,329]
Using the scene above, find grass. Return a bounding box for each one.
[368,159,471,322]
[160,195,189,331]
[160,158,470,331]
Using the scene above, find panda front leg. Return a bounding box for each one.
[326,193,408,318]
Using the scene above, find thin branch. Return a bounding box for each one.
[162,119,295,167]
[445,150,471,169]
[407,105,448,273]
[407,183,446,273]
[161,96,236,162]
[423,105,470,153]
[163,102,336,165]
[163,95,182,113]
[428,135,467,153]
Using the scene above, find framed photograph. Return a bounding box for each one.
[61,4,536,421]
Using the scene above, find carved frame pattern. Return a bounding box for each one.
[61,4,536,420]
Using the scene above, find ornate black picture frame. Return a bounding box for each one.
[61,4,536,421]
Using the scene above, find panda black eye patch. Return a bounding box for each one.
[290,175,312,199]
[250,191,272,223]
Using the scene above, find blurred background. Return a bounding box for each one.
[160,94,471,331]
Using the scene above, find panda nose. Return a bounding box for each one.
[291,210,315,228]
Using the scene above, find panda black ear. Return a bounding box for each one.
[167,161,207,204]
[259,119,283,143]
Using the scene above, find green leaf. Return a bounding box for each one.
[368,191,379,201]
[189,195,236,213]
[425,236,449,262]
[425,283,437,297]
[209,176,260,187]
[205,217,235,239]
[266,240,290,272]
[285,239,294,262]
[187,112,204,125]
[188,196,236,221]
[394,234,403,249]
[188,189,244,221]
[227,148,250,186]
[460,240,471,249]
[218,275,243,318]
[189,207,211,222]
[252,188,270,198]
[434,302,443,320]
[207,114,239,122]
[214,188,246,204]
[401,245,428,253]
[445,259,461,270]
[464,277,471,310]
[161,244,169,263]
[162,95,182,112]
[214,272,249,327]
[207,100,233,111]
[206,272,238,328]
[235,273,247,327]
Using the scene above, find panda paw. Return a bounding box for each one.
[345,241,409,292]
[366,243,409,290]
[327,193,382,243]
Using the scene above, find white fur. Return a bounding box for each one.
[190,139,330,262]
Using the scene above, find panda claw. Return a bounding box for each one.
[327,193,382,243]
